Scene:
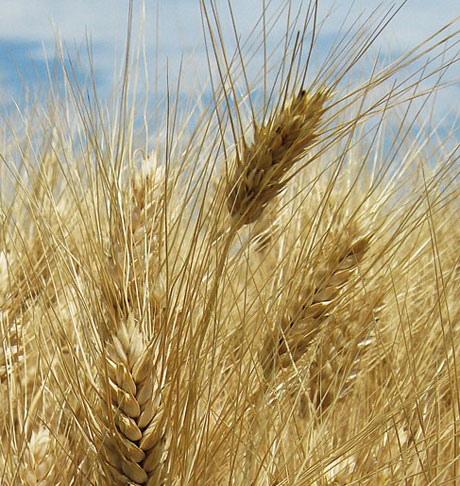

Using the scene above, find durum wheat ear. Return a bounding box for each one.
[96,314,168,485]
[226,88,330,227]
[260,233,371,379]
[308,295,382,410]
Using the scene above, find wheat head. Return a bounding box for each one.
[260,230,371,379]
[226,88,330,227]
[95,314,168,485]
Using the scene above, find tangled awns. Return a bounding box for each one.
[1,1,460,485]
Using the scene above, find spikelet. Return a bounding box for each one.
[18,428,72,486]
[102,154,165,326]
[260,233,371,379]
[131,153,165,238]
[308,297,382,411]
[1,351,77,485]
[96,314,168,485]
[226,88,330,227]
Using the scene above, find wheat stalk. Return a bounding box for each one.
[226,88,330,228]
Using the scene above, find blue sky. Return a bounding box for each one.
[0,1,458,114]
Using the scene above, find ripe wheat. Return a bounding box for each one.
[1,1,459,485]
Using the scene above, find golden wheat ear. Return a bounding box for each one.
[226,88,330,228]
[260,233,371,379]
[94,314,168,485]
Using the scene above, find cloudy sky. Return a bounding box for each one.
[0,0,458,111]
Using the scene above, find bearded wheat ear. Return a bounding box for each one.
[260,233,371,379]
[99,156,166,328]
[96,314,168,486]
[226,88,330,228]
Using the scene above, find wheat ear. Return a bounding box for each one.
[226,88,330,227]
[260,233,371,379]
[96,314,168,485]
[18,427,72,486]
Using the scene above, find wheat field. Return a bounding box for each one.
[1,1,460,485]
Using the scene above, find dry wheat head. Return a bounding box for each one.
[226,88,330,227]
[260,233,371,379]
[95,314,168,485]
